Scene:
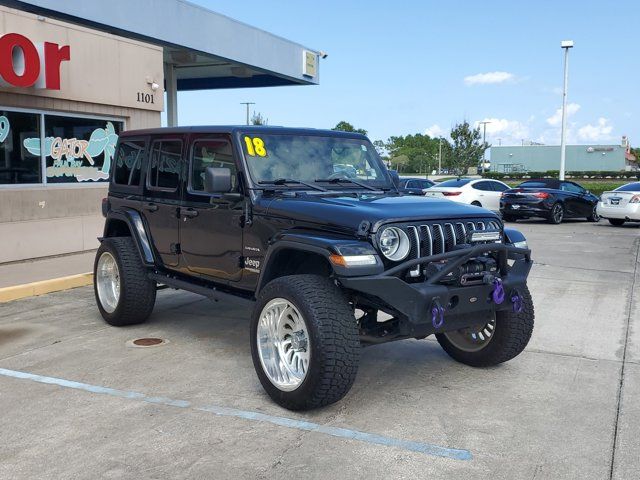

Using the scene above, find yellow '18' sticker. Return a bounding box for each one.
[244,136,267,157]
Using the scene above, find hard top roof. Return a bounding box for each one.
[120,125,370,139]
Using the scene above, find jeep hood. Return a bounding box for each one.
[258,193,499,232]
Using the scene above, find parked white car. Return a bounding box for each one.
[424,178,511,211]
[597,181,640,226]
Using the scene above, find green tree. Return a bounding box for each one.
[332,121,367,136]
[382,134,448,174]
[449,121,488,176]
[389,154,410,173]
[251,112,268,125]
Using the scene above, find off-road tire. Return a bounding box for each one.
[547,203,564,224]
[608,219,625,226]
[436,286,534,367]
[250,275,360,410]
[94,237,156,326]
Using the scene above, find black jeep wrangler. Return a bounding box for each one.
[95,126,534,410]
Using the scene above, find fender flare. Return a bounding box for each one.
[102,209,155,266]
[503,227,527,245]
[255,233,383,294]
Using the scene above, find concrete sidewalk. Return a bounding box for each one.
[0,251,95,288]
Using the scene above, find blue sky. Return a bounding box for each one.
[176,0,639,147]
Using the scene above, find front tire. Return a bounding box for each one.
[94,237,156,326]
[587,205,600,222]
[436,286,534,367]
[609,218,625,226]
[251,275,360,410]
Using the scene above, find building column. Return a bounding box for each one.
[164,63,178,127]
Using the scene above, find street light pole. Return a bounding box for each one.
[240,102,255,125]
[559,40,574,181]
[438,137,442,174]
[479,121,491,175]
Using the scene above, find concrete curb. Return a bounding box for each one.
[0,273,93,303]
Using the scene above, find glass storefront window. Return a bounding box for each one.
[0,110,41,184]
[27,114,122,184]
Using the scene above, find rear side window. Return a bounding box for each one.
[113,139,145,186]
[148,140,183,190]
[492,182,509,192]
[472,181,493,191]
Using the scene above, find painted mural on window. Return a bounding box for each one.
[23,116,122,183]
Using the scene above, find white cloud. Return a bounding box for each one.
[474,118,530,144]
[578,118,614,142]
[546,103,580,126]
[464,71,515,86]
[424,124,445,138]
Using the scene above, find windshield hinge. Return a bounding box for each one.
[357,220,371,238]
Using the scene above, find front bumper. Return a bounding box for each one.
[339,243,532,334]
[596,202,640,221]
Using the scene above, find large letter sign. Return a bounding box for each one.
[0,33,70,90]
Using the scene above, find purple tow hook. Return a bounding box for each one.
[431,301,445,329]
[491,278,505,305]
[511,290,523,313]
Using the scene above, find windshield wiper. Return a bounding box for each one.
[258,178,327,191]
[315,177,384,192]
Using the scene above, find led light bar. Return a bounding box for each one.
[470,231,501,243]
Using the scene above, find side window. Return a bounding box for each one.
[148,140,182,190]
[113,139,145,186]
[419,180,432,189]
[492,182,509,192]
[561,182,582,193]
[472,181,492,191]
[405,180,417,188]
[190,138,237,193]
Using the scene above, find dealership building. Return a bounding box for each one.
[490,138,637,174]
[0,0,319,263]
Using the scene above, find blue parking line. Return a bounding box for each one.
[0,367,472,461]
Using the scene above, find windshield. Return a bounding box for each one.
[240,133,390,189]
[616,182,640,192]
[437,179,472,187]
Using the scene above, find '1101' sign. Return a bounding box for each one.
[0,33,70,90]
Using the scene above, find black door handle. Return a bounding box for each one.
[181,208,199,219]
[143,202,158,212]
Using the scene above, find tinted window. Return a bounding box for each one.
[148,140,182,190]
[437,179,473,187]
[519,181,553,188]
[616,182,640,192]
[472,181,493,191]
[492,181,510,192]
[190,139,237,193]
[0,110,41,184]
[113,139,145,186]
[561,182,583,193]
[405,180,417,188]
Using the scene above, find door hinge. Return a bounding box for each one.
[170,243,181,254]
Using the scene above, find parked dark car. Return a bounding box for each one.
[397,177,435,195]
[500,178,600,224]
[95,126,534,410]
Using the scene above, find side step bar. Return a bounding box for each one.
[148,272,255,307]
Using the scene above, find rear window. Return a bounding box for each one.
[437,179,472,187]
[615,182,640,192]
[113,139,145,186]
[519,181,552,188]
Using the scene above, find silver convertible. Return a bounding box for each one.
[597,181,640,226]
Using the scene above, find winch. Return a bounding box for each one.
[423,256,498,286]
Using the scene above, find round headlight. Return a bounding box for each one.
[379,227,410,261]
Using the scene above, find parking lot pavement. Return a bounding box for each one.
[0,221,638,479]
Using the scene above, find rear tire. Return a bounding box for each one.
[608,219,625,226]
[587,205,601,222]
[436,286,534,367]
[94,237,156,326]
[251,275,360,410]
[547,203,564,224]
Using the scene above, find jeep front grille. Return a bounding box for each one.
[392,219,502,277]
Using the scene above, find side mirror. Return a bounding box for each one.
[388,169,400,188]
[204,167,232,194]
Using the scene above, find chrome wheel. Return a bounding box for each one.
[96,251,120,313]
[552,204,563,223]
[443,315,496,352]
[256,298,310,391]
[590,206,600,222]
